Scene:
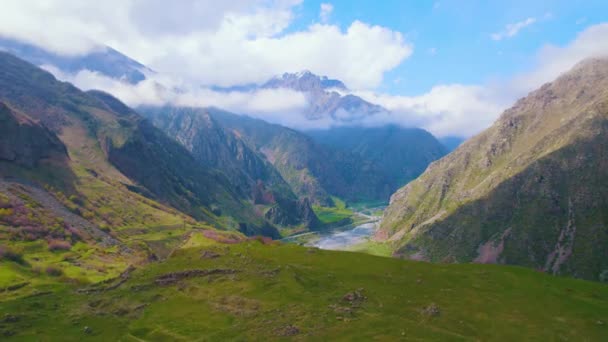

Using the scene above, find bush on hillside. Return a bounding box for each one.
[47,239,72,251]
[0,245,26,264]
[45,265,64,277]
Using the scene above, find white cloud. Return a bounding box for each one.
[0,0,411,90]
[354,84,506,137]
[352,23,608,137]
[511,23,608,91]
[41,64,319,128]
[491,17,537,41]
[320,3,333,23]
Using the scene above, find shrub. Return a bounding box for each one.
[250,236,275,245]
[45,266,64,277]
[48,239,72,251]
[0,207,13,217]
[68,195,84,206]
[0,245,26,264]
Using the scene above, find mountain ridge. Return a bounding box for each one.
[379,57,608,280]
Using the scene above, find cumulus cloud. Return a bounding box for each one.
[491,17,537,41]
[351,23,608,137]
[319,3,334,23]
[354,85,506,137]
[511,23,608,91]
[0,0,410,90]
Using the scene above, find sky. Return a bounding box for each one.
[0,0,607,137]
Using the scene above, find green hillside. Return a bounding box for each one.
[1,233,607,341]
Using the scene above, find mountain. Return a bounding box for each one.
[0,37,149,83]
[263,70,348,92]
[379,58,608,281]
[307,125,447,191]
[206,108,396,205]
[0,51,278,240]
[139,106,320,230]
[262,71,386,121]
[203,109,447,205]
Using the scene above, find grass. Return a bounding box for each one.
[1,237,607,340]
[313,196,356,225]
[345,240,393,257]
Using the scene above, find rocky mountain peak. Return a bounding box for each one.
[264,70,348,93]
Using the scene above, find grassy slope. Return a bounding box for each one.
[313,197,353,225]
[1,235,607,340]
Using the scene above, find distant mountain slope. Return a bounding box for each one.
[0,37,149,83]
[139,106,320,230]
[308,125,447,189]
[207,108,393,204]
[0,51,277,238]
[380,58,608,281]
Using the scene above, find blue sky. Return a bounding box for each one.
[289,0,608,95]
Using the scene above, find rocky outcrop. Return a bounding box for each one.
[0,102,68,168]
[265,197,321,230]
[139,106,319,230]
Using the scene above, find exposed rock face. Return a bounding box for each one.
[265,197,321,230]
[263,70,347,92]
[139,106,319,230]
[140,106,293,202]
[0,102,67,168]
[380,58,608,280]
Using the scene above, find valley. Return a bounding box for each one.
[1,8,608,340]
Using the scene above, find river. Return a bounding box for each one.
[309,221,378,250]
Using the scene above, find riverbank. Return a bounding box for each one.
[282,203,388,256]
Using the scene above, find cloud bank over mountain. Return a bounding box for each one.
[1,2,608,137]
[0,0,410,90]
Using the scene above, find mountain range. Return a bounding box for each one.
[0,51,279,241]
[1,34,608,340]
[4,38,607,283]
[0,47,447,243]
